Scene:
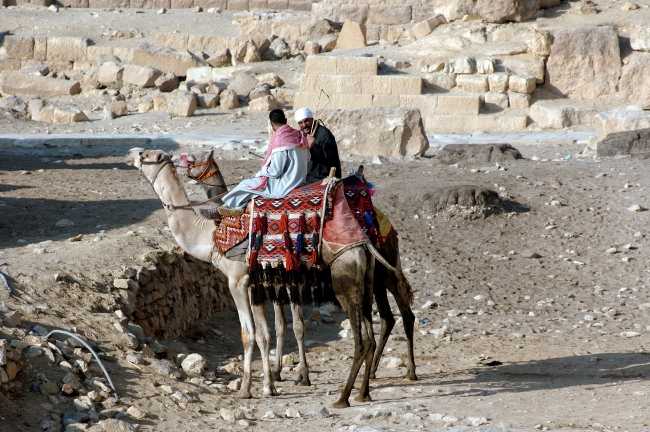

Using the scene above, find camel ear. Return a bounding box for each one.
[155,152,165,162]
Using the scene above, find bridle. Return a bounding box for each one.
[176,154,222,184]
[139,152,230,211]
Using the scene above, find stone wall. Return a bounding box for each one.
[3,0,315,9]
[114,249,230,340]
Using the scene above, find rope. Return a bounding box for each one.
[0,262,9,295]
[45,330,119,399]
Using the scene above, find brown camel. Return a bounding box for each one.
[125,148,399,408]
[176,149,417,382]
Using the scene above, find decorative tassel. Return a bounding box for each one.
[301,263,312,306]
[289,271,301,305]
[298,213,308,233]
[364,211,374,228]
[284,231,299,272]
[309,213,320,233]
[279,212,289,232]
[275,262,290,305]
[263,263,273,287]
[250,269,266,306]
[310,232,319,264]
[252,214,261,233]
[248,249,258,271]
[296,233,305,254]
[259,213,268,235]
[276,285,290,305]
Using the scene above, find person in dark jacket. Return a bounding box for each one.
[294,108,342,184]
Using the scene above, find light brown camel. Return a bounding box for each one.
[125,148,390,408]
[176,149,417,382]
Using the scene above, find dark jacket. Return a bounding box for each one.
[306,122,342,184]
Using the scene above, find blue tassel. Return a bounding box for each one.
[364,211,374,228]
[296,233,305,254]
[367,181,373,189]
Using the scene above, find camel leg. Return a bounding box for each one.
[228,275,255,399]
[251,303,277,396]
[290,302,310,386]
[271,302,287,382]
[354,254,376,403]
[392,289,417,380]
[370,278,394,380]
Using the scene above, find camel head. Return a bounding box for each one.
[125,148,172,181]
[173,148,216,178]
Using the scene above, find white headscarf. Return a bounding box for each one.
[294,108,313,123]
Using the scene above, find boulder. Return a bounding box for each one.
[219,89,239,110]
[4,36,35,60]
[155,73,179,92]
[228,72,259,98]
[250,30,271,54]
[0,96,28,116]
[618,52,650,108]
[336,20,367,50]
[249,95,278,111]
[98,62,124,85]
[249,84,271,100]
[46,37,88,62]
[304,41,320,55]
[413,15,447,40]
[529,102,597,129]
[453,56,475,74]
[98,419,138,432]
[33,105,88,123]
[207,49,232,68]
[432,0,538,23]
[106,101,128,118]
[499,55,545,83]
[436,143,522,165]
[528,28,553,56]
[268,38,290,59]
[232,39,261,64]
[597,128,650,158]
[131,43,207,77]
[315,107,429,158]
[122,65,163,87]
[546,26,621,99]
[0,71,80,97]
[197,93,219,108]
[423,73,456,90]
[318,34,338,53]
[181,353,206,375]
[168,90,197,117]
[593,110,650,139]
[631,26,650,52]
[255,73,284,89]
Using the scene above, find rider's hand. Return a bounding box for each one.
[307,135,315,148]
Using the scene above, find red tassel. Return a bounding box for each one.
[309,213,320,233]
[249,249,258,271]
[310,233,319,264]
[298,213,308,234]
[284,231,299,271]
[259,213,268,235]
[279,212,289,232]
[252,214,261,234]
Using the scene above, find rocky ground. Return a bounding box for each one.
[2,139,650,431]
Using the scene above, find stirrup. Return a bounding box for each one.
[217,205,245,217]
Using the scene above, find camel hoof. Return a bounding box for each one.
[235,390,252,399]
[263,387,278,397]
[294,378,311,386]
[354,394,372,403]
[369,372,377,380]
[331,400,350,409]
[405,369,418,381]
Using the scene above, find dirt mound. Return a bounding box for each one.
[435,144,522,165]
[597,128,650,158]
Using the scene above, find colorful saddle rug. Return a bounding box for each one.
[342,174,387,247]
[213,213,250,255]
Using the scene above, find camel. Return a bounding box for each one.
[125,148,386,408]
[176,149,417,382]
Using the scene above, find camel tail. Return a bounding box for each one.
[365,243,414,305]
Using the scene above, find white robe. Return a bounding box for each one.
[222,146,311,209]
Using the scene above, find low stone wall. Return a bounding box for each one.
[2,0,314,10]
[115,249,230,340]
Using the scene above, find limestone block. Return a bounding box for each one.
[499,55,545,83]
[333,93,372,110]
[156,34,189,51]
[89,0,129,6]
[232,39,261,64]
[546,26,621,100]
[171,0,193,7]
[362,76,392,94]
[153,92,170,110]
[0,72,80,97]
[488,73,508,93]
[98,62,124,85]
[42,61,73,72]
[249,95,278,111]
[336,20,367,51]
[507,91,530,109]
[228,0,249,10]
[123,65,163,87]
[318,34,338,53]
[424,114,528,133]
[33,38,47,62]
[251,30,271,55]
[87,46,115,61]
[256,72,284,88]
[304,41,320,56]
[197,93,219,108]
[423,73,456,90]
[435,94,480,115]
[292,92,318,110]
[36,105,88,124]
[484,92,509,110]
[187,35,234,53]
[305,56,338,75]
[130,0,172,7]
[390,76,422,95]
[593,110,650,139]
[268,0,287,8]
[228,72,259,98]
[336,56,377,76]
[168,90,197,117]
[56,0,89,6]
[271,88,295,107]
[631,26,650,52]
[250,0,268,8]
[288,0,311,11]
[368,5,412,26]
[529,102,597,129]
[106,101,128,118]
[46,37,87,62]
[4,36,34,60]
[413,14,446,40]
[372,94,400,108]
[114,48,134,63]
[476,58,494,74]
[73,61,92,70]
[337,75,363,94]
[0,59,22,71]
[311,4,369,25]
[473,0,539,24]
[399,94,437,117]
[219,89,239,109]
[155,73,179,92]
[207,49,232,68]
[596,128,650,158]
[194,0,225,7]
[412,6,437,23]
[528,28,553,56]
[508,74,535,94]
[249,84,271,100]
[453,56,475,74]
[619,52,650,108]
[131,43,207,77]
[317,107,428,157]
[456,74,488,93]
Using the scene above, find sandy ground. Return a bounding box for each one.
[2,139,650,431]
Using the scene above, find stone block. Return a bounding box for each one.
[455,74,488,92]
[227,0,249,9]
[528,28,553,56]
[423,72,456,90]
[87,46,115,61]
[300,74,335,94]
[4,36,34,60]
[56,0,89,6]
[399,94,437,117]
[424,114,528,133]
[332,93,372,110]
[36,105,88,124]
[435,94,480,115]
[304,56,338,75]
[318,34,338,53]
[336,20,367,51]
[288,0,311,11]
[106,101,128,118]
[593,110,650,139]
[42,61,73,72]
[113,47,134,63]
[484,92,509,110]
[207,49,232,68]
[311,4,369,24]
[98,62,124,85]
[0,59,21,71]
[250,0,267,8]
[152,92,169,110]
[368,5,412,25]
[249,95,278,111]
[228,72,259,97]
[88,0,128,7]
[0,71,80,97]
[168,90,196,117]
[46,38,87,62]
[362,75,392,94]
[156,34,189,51]
[123,64,163,87]
[337,75,363,94]
[292,92,317,110]
[267,0,287,9]
[337,57,377,76]
[631,26,650,52]
[597,128,650,158]
[194,0,225,7]
[507,91,530,109]
[413,14,446,40]
[131,43,206,77]
[488,73,508,93]
[171,0,193,6]
[529,102,597,129]
[619,52,650,107]
[372,94,400,108]
[272,87,295,107]
[251,30,271,54]
[188,35,233,53]
[219,89,239,109]
[197,93,219,108]
[33,38,47,62]
[508,74,535,94]
[390,75,421,95]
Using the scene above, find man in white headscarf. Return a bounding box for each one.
[294,108,342,184]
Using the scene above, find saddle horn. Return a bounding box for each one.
[356,165,364,176]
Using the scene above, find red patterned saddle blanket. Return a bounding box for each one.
[342,174,384,247]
